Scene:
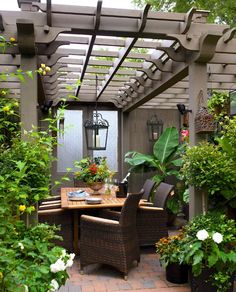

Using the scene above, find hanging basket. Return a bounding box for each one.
[195,90,216,134]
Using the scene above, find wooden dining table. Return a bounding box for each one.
[61,187,127,254]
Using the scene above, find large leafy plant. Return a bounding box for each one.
[125,127,183,185]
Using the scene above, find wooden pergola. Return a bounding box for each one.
[1,0,236,216]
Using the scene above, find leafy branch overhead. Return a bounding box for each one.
[132,0,236,26]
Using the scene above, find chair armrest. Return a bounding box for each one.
[38,208,64,215]
[138,206,164,211]
[99,209,121,221]
[139,201,154,206]
[81,215,119,226]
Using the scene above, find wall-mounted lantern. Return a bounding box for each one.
[147,114,163,142]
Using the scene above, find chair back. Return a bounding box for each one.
[142,179,156,201]
[119,190,144,226]
[153,182,174,208]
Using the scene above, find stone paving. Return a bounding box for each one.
[59,247,190,292]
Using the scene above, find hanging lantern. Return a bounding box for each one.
[84,75,109,150]
[147,114,163,142]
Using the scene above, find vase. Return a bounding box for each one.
[88,182,104,195]
[166,263,189,284]
[189,267,234,292]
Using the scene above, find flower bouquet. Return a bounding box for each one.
[74,157,113,193]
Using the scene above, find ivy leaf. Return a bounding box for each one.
[26,71,33,79]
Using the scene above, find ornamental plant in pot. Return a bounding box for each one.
[125,127,184,205]
[180,212,236,292]
[74,156,113,193]
[181,116,236,213]
[156,232,189,284]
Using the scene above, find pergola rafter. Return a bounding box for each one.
[0,0,235,110]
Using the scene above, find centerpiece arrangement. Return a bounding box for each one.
[74,157,113,194]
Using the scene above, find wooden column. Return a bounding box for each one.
[188,62,208,218]
[20,55,38,134]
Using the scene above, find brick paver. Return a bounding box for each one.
[59,247,191,292]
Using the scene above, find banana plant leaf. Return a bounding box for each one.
[153,127,179,163]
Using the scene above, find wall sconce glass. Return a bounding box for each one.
[59,117,65,132]
[84,75,109,150]
[147,114,163,142]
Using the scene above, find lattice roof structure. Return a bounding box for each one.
[1,0,236,111]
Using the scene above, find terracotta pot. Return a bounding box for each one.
[166,263,189,284]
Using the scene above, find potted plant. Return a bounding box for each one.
[180,212,236,292]
[156,232,189,284]
[181,116,236,214]
[208,90,230,119]
[74,157,113,193]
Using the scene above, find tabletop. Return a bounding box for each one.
[61,187,127,209]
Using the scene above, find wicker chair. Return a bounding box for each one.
[100,182,174,246]
[142,179,156,201]
[38,196,74,252]
[79,190,144,280]
[137,182,174,246]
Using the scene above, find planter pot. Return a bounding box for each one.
[166,263,189,284]
[88,182,104,195]
[189,268,234,292]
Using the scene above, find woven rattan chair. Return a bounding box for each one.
[142,179,156,201]
[137,182,174,246]
[79,190,144,280]
[38,196,73,252]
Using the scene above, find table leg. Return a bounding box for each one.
[73,210,79,254]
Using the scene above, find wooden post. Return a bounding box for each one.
[188,62,208,218]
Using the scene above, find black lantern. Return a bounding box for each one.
[84,76,109,150]
[147,114,163,142]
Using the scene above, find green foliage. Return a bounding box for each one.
[125,127,184,207]
[0,35,73,291]
[132,0,236,26]
[207,91,230,120]
[157,212,236,291]
[180,213,236,292]
[125,127,183,184]
[181,118,236,209]
[0,223,72,292]
[0,93,20,147]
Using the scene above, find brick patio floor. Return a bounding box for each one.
[59,247,191,292]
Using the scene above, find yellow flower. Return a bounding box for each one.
[45,66,51,72]
[19,205,26,212]
[3,106,10,112]
[0,271,3,278]
[10,37,16,43]
[40,63,46,69]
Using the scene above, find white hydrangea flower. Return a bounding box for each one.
[50,258,66,273]
[18,242,24,250]
[212,232,223,244]
[65,259,73,268]
[49,279,59,291]
[196,229,209,241]
[69,253,75,261]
